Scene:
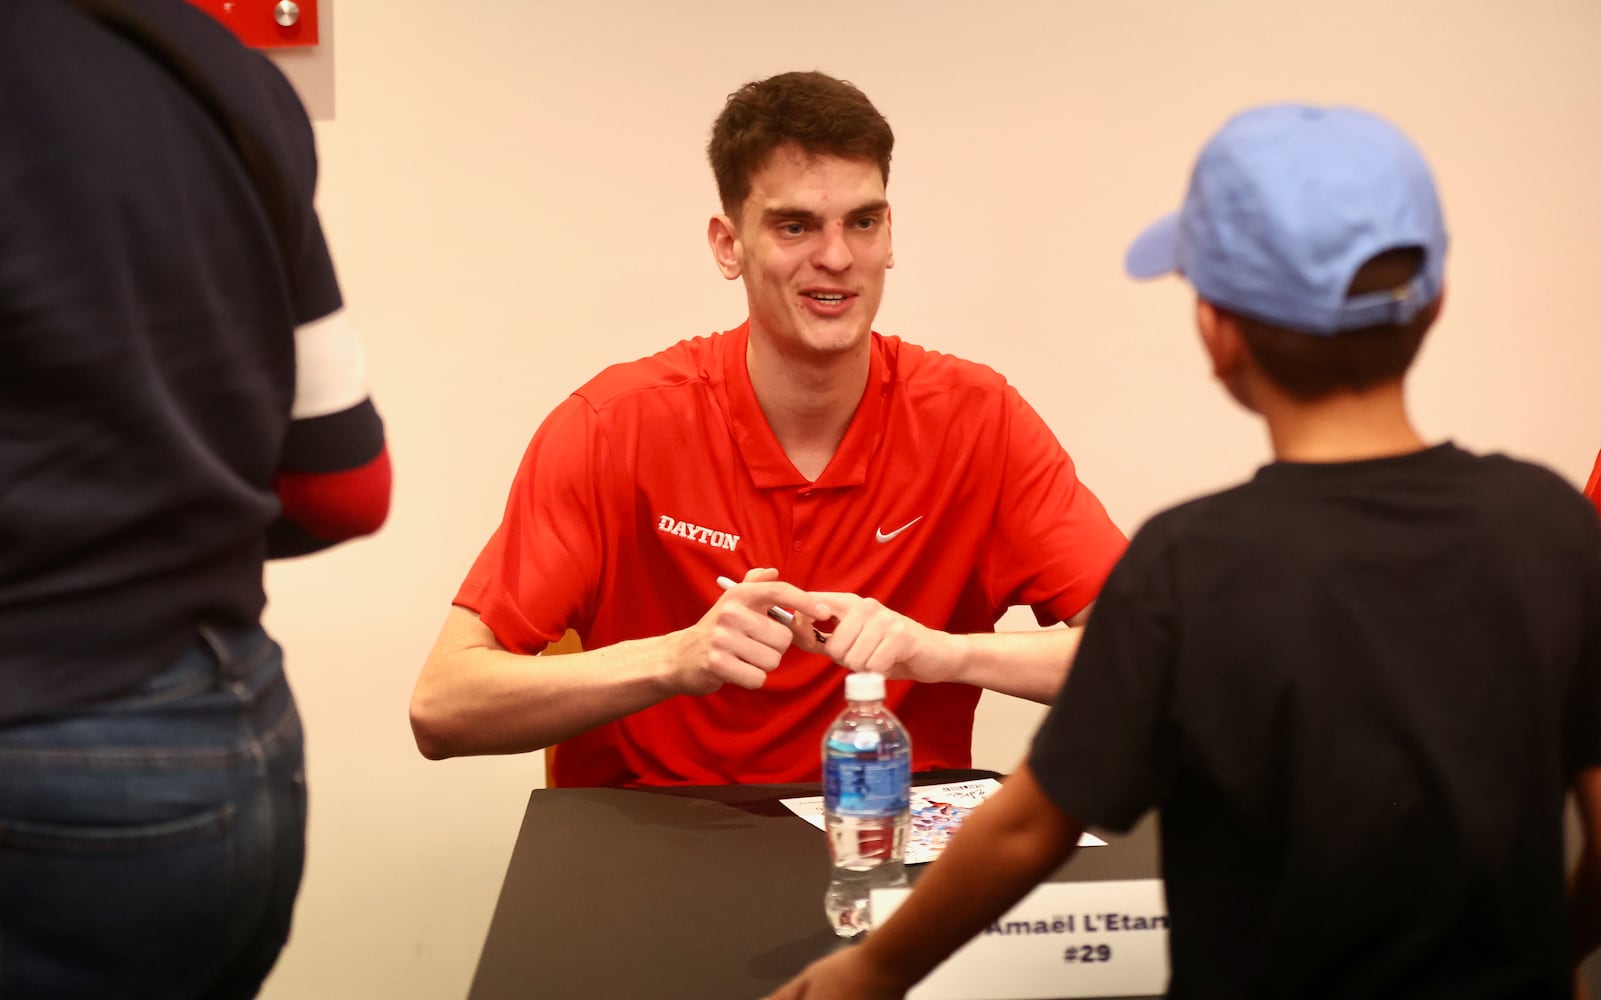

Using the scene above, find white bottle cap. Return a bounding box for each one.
[844,671,886,702]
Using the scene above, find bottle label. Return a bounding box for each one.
[824,757,911,816]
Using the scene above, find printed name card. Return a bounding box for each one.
[870,878,1168,999]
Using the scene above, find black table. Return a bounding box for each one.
[468,772,1162,1000]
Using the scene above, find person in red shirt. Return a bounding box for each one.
[409,71,1125,787]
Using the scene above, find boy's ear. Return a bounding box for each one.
[1197,298,1259,411]
[1195,298,1243,380]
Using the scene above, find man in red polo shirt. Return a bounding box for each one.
[409,71,1126,787]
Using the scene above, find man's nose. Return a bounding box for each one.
[811,222,853,272]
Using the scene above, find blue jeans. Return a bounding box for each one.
[0,625,306,999]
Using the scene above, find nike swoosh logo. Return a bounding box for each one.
[875,516,923,543]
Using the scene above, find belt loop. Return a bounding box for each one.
[199,623,272,683]
[197,624,256,685]
[197,624,230,673]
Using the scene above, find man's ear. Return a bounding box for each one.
[707,214,742,280]
[885,205,894,270]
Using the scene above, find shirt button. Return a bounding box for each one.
[793,541,803,552]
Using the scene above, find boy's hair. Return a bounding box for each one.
[707,71,894,218]
[1232,247,1439,400]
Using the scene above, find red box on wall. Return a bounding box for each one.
[187,0,318,48]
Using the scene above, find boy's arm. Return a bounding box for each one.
[764,762,1083,1000]
[1574,766,1601,967]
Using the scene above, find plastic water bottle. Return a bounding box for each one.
[822,671,911,938]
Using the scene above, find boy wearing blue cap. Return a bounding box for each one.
[767,104,1601,999]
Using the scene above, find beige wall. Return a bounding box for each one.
[258,2,1601,997]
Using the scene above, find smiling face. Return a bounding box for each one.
[708,144,893,361]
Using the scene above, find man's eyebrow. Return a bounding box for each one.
[844,199,890,218]
[760,206,823,226]
[759,199,890,225]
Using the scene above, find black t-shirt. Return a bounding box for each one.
[0,0,340,723]
[1032,443,1601,999]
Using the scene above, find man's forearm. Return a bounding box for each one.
[410,631,681,759]
[943,628,1083,704]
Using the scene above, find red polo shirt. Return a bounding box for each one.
[457,323,1126,787]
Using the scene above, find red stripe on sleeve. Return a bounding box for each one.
[273,446,393,541]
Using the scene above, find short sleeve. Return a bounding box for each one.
[455,396,611,653]
[987,386,1126,623]
[286,205,341,326]
[1029,523,1176,833]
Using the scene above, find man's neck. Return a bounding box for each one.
[746,332,871,482]
[1258,380,1427,463]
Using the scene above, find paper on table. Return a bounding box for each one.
[781,779,1107,865]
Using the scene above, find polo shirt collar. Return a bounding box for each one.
[716,321,891,490]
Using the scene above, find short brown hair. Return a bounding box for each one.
[707,71,894,217]
[1233,248,1440,400]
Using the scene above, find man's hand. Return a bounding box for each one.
[668,568,826,696]
[796,592,967,683]
[763,947,907,1000]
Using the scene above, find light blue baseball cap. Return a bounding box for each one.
[1125,104,1447,336]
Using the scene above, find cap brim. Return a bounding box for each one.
[1124,212,1181,280]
